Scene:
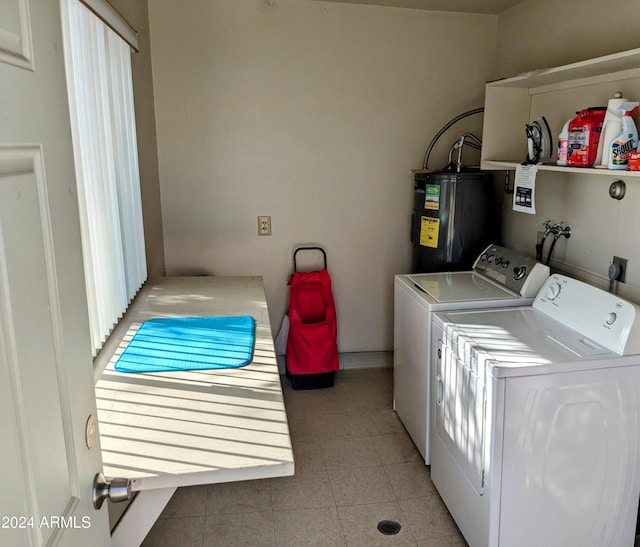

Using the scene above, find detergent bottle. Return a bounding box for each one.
[595,92,627,167]
[566,107,607,167]
[608,101,639,170]
[556,117,572,166]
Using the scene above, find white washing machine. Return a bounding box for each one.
[431,274,640,547]
[393,244,549,463]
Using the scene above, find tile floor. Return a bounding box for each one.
[141,367,467,546]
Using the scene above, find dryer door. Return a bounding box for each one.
[434,331,486,494]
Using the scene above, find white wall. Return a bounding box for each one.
[149,0,497,352]
[496,0,640,79]
[495,0,640,301]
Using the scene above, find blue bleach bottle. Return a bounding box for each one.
[609,102,639,170]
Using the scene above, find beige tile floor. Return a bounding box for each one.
[141,367,467,546]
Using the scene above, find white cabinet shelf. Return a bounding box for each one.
[480,48,640,177]
[482,160,640,178]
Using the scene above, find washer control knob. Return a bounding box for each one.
[606,312,617,326]
[487,254,495,263]
[501,259,510,269]
[513,265,527,280]
[545,282,562,300]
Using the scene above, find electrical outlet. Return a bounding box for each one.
[611,256,628,283]
[258,216,271,236]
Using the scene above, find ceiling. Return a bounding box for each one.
[315,0,527,15]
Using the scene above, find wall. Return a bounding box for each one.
[109,0,165,278]
[496,0,640,79]
[495,0,640,301]
[148,0,497,353]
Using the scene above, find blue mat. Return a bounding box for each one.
[114,315,255,373]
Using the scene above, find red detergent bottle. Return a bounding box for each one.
[567,107,607,167]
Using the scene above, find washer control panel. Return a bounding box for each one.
[473,244,550,298]
[534,274,640,355]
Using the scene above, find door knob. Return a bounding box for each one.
[92,472,132,510]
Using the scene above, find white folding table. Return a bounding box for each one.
[93,276,294,546]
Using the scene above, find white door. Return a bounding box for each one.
[0,0,110,545]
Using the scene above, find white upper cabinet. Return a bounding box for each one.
[481,48,640,178]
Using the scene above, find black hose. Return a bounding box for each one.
[545,236,560,266]
[422,107,484,169]
[536,234,548,262]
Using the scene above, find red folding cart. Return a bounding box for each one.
[285,247,339,389]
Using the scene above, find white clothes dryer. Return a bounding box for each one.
[431,274,640,547]
[393,244,549,463]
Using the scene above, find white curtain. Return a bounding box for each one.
[62,0,147,355]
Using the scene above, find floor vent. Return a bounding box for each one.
[377,520,401,535]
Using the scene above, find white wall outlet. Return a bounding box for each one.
[258,216,271,236]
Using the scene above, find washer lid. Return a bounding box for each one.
[434,306,617,379]
[408,271,516,303]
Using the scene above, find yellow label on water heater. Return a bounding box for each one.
[420,216,439,248]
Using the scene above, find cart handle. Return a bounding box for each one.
[293,246,327,272]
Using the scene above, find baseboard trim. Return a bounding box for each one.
[339,351,393,370]
[277,351,392,375]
